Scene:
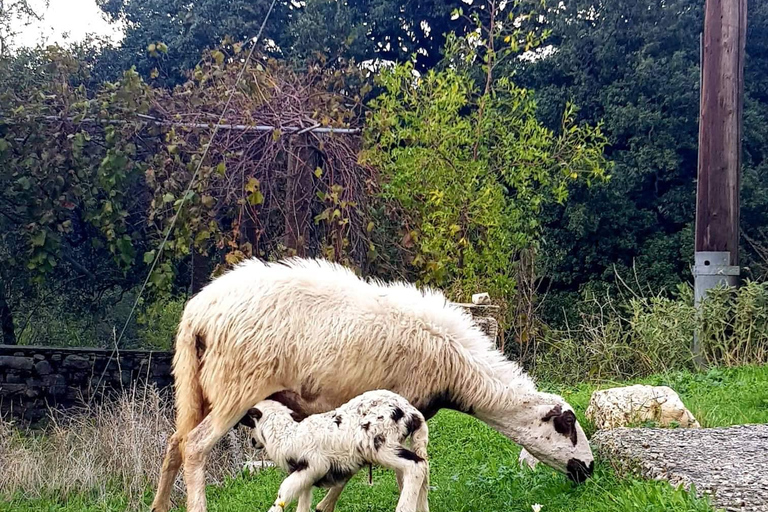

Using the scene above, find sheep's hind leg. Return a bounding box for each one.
[150,432,182,512]
[315,481,348,512]
[184,415,235,512]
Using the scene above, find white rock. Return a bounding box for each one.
[471,292,491,305]
[586,385,700,430]
[243,459,275,473]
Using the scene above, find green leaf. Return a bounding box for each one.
[247,190,264,206]
[31,230,46,247]
[245,177,260,193]
[163,193,175,204]
[143,250,156,264]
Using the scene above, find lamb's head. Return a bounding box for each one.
[511,392,593,483]
[239,399,294,451]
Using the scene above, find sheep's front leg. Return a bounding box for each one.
[268,470,321,512]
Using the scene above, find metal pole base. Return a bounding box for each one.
[692,251,739,368]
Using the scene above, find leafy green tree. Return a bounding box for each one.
[363,21,608,321]
[508,0,768,322]
[0,45,156,345]
[95,0,290,85]
[95,0,537,84]
[0,0,48,55]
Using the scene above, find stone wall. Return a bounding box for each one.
[0,345,173,423]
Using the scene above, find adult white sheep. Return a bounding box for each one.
[242,390,430,512]
[151,257,594,512]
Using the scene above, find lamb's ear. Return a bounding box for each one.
[239,408,263,428]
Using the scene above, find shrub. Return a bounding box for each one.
[534,281,768,384]
[136,296,186,350]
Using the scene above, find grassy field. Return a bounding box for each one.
[2,365,766,512]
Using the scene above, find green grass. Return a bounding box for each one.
[5,365,767,512]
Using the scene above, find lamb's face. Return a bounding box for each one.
[240,407,266,450]
[517,395,594,483]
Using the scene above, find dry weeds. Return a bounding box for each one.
[0,385,256,509]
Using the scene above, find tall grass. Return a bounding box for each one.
[0,386,255,510]
[534,281,768,384]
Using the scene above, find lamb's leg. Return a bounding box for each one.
[150,432,182,512]
[315,481,348,512]
[395,469,404,491]
[268,469,323,512]
[395,468,428,512]
[377,449,428,512]
[416,470,430,512]
[296,488,313,512]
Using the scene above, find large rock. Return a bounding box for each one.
[586,385,700,430]
[592,425,768,511]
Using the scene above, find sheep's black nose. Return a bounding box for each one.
[566,459,594,483]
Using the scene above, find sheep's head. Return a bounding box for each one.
[510,392,594,483]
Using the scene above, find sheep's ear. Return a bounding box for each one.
[541,404,562,422]
[239,408,263,428]
[542,405,578,446]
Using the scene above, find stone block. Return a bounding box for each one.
[62,355,91,370]
[0,356,34,371]
[34,360,53,375]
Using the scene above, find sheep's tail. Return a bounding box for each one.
[172,319,206,448]
[411,414,429,461]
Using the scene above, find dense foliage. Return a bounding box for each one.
[363,57,607,305]
[0,46,377,346]
[1,0,768,359]
[510,0,768,323]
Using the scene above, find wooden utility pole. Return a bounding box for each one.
[693,0,748,365]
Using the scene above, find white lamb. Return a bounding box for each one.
[240,390,430,512]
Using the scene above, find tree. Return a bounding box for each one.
[506,0,701,321]
[0,45,155,346]
[0,0,47,56]
[95,0,290,85]
[362,4,608,323]
[94,0,539,85]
